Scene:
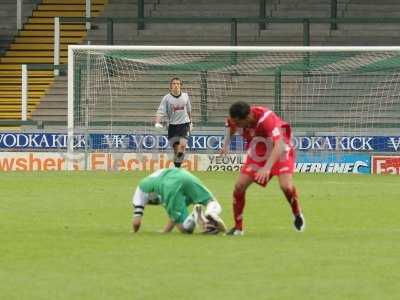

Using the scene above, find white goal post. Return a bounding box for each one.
[67,45,400,170]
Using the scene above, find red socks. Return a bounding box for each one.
[283,187,301,216]
[233,186,301,231]
[233,190,246,230]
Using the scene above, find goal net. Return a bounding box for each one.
[67,46,400,171]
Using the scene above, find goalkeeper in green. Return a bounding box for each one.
[132,168,227,234]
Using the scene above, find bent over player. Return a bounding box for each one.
[132,168,227,234]
[221,101,305,235]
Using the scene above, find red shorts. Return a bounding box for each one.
[240,147,295,187]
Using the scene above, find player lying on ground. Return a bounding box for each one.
[221,101,305,236]
[131,168,227,234]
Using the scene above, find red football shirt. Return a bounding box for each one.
[226,106,292,157]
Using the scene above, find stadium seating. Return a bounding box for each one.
[0,0,107,122]
[0,0,36,121]
[269,0,400,45]
[31,58,400,131]
[24,0,400,127]
[81,0,400,46]
[85,0,261,46]
[0,1,35,53]
[33,70,273,125]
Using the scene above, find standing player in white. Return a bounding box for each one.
[155,77,192,168]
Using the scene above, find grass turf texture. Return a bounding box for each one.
[0,172,399,300]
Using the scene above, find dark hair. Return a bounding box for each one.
[229,101,250,120]
[170,77,182,86]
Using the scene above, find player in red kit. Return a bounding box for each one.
[220,101,305,235]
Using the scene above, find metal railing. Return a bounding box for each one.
[57,15,400,50]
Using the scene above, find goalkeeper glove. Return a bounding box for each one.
[155,123,164,130]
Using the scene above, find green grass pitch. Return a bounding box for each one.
[0,171,399,300]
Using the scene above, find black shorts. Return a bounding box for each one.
[168,122,190,145]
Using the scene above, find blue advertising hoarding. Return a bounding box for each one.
[296,153,371,174]
[0,133,399,153]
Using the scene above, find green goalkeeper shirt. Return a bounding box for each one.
[139,168,214,223]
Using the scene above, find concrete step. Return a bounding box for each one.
[9,43,69,50]
[330,30,400,37]
[0,84,51,91]
[14,36,83,43]
[276,4,332,10]
[0,90,46,96]
[37,4,105,11]
[28,17,80,24]
[108,0,156,3]
[85,39,297,46]
[85,23,139,36]
[151,10,259,17]
[42,0,107,3]
[32,10,101,17]
[87,30,231,38]
[0,70,54,76]
[345,3,400,9]
[344,11,400,17]
[154,4,258,10]
[0,77,53,84]
[325,36,400,45]
[277,0,336,3]
[158,0,259,4]
[347,0,400,3]
[273,10,331,17]
[24,24,87,30]
[0,56,68,64]
[31,109,66,116]
[265,23,331,31]
[0,6,34,17]
[340,24,400,31]
[34,101,67,109]
[31,114,66,121]
[5,50,67,57]
[19,30,86,37]
[261,23,331,32]
[145,23,259,32]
